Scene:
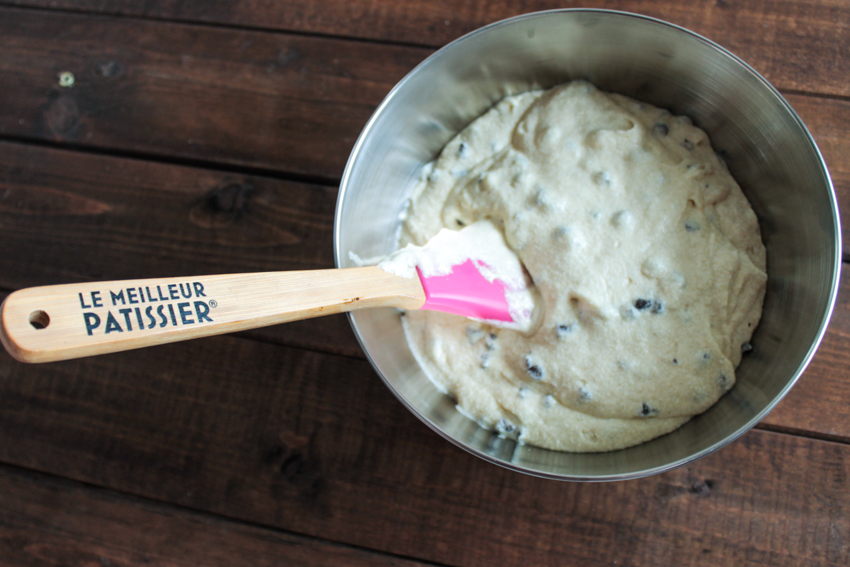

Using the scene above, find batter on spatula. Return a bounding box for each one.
[396,81,767,452]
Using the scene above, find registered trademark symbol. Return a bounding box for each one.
[209,300,218,308]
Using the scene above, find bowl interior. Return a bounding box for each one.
[335,10,841,480]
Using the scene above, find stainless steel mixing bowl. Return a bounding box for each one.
[334,10,841,480]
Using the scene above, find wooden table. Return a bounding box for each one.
[0,1,847,565]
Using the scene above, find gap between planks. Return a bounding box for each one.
[0,2,439,51]
[754,422,850,446]
[779,88,850,105]
[0,133,342,190]
[0,2,846,102]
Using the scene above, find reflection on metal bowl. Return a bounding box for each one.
[334,10,841,480]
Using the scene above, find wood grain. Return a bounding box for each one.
[1,7,848,193]
[0,337,846,567]
[4,0,848,98]
[0,6,420,178]
[0,142,340,285]
[0,464,431,567]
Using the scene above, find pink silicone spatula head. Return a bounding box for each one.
[417,260,512,322]
[377,220,537,332]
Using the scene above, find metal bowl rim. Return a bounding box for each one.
[333,8,843,481]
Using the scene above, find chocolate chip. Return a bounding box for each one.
[495,418,515,434]
[672,358,678,364]
[457,142,468,158]
[654,123,669,136]
[525,354,544,380]
[456,219,466,227]
[634,298,652,310]
[578,387,591,402]
[703,352,712,360]
[718,373,730,391]
[684,221,700,232]
[682,139,695,150]
[526,364,543,380]
[556,323,573,337]
[639,402,659,417]
[651,301,664,314]
[741,342,753,353]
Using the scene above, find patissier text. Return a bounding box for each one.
[76,282,216,335]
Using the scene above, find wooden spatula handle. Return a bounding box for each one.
[0,267,425,364]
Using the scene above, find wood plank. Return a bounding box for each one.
[1,7,848,188]
[1,138,848,437]
[0,140,363,358]
[0,7,421,178]
[0,141,339,282]
[4,0,848,98]
[0,464,430,567]
[0,337,847,567]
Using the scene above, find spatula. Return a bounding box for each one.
[1,221,535,363]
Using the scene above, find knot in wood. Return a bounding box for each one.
[279,452,323,496]
[96,60,122,78]
[43,93,83,139]
[208,182,253,214]
[690,479,715,496]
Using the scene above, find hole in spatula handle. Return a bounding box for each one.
[29,310,50,330]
